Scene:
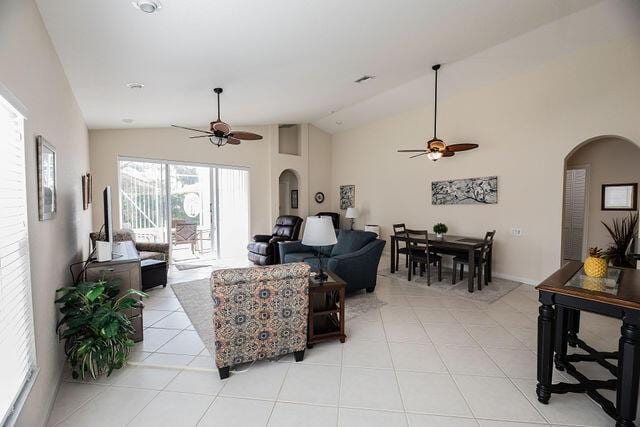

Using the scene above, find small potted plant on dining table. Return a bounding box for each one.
[433,223,448,239]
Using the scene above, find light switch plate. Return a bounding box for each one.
[511,228,523,237]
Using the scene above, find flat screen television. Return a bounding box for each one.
[103,186,113,243]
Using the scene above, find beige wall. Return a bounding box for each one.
[308,125,333,215]
[567,137,640,250]
[278,125,300,155]
[331,35,640,284]
[0,0,92,425]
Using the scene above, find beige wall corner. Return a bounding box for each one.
[0,0,92,425]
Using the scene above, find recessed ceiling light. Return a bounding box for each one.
[336,121,343,125]
[132,0,162,14]
[126,82,144,89]
[354,75,375,83]
[122,118,135,124]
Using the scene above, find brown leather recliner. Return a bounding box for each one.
[247,215,303,265]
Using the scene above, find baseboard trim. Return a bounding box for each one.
[492,272,539,286]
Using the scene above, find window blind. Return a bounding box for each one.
[0,93,36,426]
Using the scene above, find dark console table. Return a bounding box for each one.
[536,261,640,427]
[85,241,144,342]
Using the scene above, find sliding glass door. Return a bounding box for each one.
[119,160,168,243]
[118,158,249,262]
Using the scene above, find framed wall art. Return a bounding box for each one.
[601,183,637,211]
[37,135,57,220]
[339,185,355,210]
[432,176,498,205]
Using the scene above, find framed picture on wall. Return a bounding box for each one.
[339,185,355,210]
[291,189,298,209]
[36,135,57,221]
[602,183,637,211]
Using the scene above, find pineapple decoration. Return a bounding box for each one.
[584,247,609,278]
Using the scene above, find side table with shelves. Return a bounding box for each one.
[307,271,346,348]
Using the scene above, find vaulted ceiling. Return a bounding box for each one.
[36,0,600,130]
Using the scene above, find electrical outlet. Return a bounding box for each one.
[511,228,523,237]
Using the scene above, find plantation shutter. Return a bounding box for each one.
[562,168,586,261]
[0,92,36,425]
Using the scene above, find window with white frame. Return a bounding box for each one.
[0,91,37,425]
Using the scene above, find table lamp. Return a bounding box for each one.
[345,207,358,230]
[302,216,337,281]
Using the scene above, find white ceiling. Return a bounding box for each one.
[36,0,600,131]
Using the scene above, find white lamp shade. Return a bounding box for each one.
[345,207,358,219]
[302,216,338,246]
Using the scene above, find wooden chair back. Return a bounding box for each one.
[479,230,496,263]
[393,223,408,248]
[406,229,430,253]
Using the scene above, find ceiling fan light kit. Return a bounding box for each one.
[172,87,263,148]
[398,64,478,161]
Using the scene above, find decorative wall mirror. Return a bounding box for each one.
[601,183,637,211]
[37,135,57,220]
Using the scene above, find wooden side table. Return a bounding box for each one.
[307,271,346,348]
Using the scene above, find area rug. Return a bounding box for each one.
[174,263,210,271]
[378,267,522,304]
[171,278,387,358]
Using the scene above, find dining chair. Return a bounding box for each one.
[393,223,410,269]
[406,229,442,284]
[452,230,495,290]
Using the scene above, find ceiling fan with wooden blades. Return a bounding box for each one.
[398,64,478,161]
[172,88,263,147]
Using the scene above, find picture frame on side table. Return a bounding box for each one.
[36,135,57,220]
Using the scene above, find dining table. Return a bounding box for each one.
[389,233,492,293]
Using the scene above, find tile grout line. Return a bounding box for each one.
[264,358,293,425]
[50,382,109,426]
[452,298,553,425]
[379,304,412,426]
[336,324,345,427]
[410,289,479,426]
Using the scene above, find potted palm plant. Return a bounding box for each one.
[56,279,145,379]
[602,212,639,268]
[433,223,448,239]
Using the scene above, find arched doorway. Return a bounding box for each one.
[561,136,640,263]
[278,169,300,217]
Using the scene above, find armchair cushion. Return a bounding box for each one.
[330,230,377,257]
[248,215,303,265]
[211,263,310,370]
[280,230,385,293]
[282,251,316,264]
[247,241,271,256]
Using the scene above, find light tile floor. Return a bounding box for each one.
[49,259,628,426]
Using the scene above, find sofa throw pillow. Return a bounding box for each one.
[330,230,376,257]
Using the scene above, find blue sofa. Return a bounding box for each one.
[279,230,386,293]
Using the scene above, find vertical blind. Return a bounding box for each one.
[0,94,36,425]
[217,168,250,259]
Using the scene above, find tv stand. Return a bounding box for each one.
[84,241,143,342]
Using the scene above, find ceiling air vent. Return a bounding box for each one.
[354,75,375,84]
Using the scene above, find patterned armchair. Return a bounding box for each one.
[211,263,310,379]
[89,229,170,266]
